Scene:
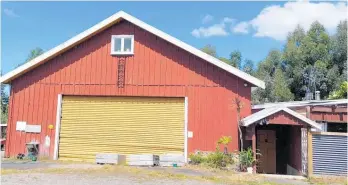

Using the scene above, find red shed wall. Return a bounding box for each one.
[6,20,252,158]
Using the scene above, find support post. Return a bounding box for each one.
[251,125,256,173]
[307,130,313,176]
[301,127,308,176]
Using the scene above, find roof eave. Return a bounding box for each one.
[241,107,322,130]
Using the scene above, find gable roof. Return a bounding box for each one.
[241,106,322,130]
[0,11,265,88]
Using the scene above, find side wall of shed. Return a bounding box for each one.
[5,20,252,159]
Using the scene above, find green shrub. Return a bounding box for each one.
[239,147,258,171]
[206,151,225,168]
[189,152,206,165]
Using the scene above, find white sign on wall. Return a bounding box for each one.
[25,125,41,133]
[44,135,50,147]
[16,121,26,131]
[188,131,193,138]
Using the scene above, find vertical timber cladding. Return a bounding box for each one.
[59,96,185,161]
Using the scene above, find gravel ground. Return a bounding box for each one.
[1,173,217,185]
[0,160,313,185]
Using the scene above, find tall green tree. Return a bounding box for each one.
[242,59,254,75]
[1,81,9,124]
[16,47,44,68]
[201,45,217,57]
[272,68,294,102]
[252,50,289,103]
[331,20,347,75]
[230,51,242,69]
[329,81,348,99]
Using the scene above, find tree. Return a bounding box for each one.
[331,20,347,74]
[219,57,231,64]
[242,59,254,75]
[16,47,44,68]
[281,21,337,100]
[1,83,8,124]
[329,81,348,100]
[232,97,244,151]
[201,45,217,57]
[230,51,242,69]
[272,68,294,102]
[26,47,44,62]
[252,50,284,103]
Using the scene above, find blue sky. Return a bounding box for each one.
[1,1,347,74]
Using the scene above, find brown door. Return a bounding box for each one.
[257,130,276,174]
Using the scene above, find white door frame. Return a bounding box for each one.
[53,94,62,160]
[184,97,188,163]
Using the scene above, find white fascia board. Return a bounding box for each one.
[0,11,125,84]
[1,11,265,88]
[120,12,265,88]
[241,107,322,130]
[241,107,281,126]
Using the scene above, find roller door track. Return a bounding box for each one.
[58,96,185,161]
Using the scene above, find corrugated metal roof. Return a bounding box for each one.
[241,107,322,130]
[252,99,348,110]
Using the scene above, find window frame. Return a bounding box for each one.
[110,35,134,55]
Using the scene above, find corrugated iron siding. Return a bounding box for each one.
[312,134,347,175]
[5,20,251,159]
[59,96,184,161]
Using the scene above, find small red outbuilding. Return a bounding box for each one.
[1,11,264,161]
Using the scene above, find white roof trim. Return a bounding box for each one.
[0,11,265,88]
[241,107,322,130]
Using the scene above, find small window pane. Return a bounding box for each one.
[124,38,132,52]
[114,38,122,52]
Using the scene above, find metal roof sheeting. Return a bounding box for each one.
[252,99,348,110]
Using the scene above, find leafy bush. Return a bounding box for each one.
[189,136,235,169]
[206,151,230,168]
[189,152,206,165]
[189,151,234,169]
[239,147,258,171]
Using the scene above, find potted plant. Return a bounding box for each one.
[239,147,260,174]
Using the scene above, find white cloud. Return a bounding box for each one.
[191,23,229,38]
[3,8,19,18]
[232,21,249,34]
[246,2,347,41]
[202,14,214,24]
[192,17,235,38]
[222,17,235,23]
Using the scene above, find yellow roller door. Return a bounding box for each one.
[58,96,185,161]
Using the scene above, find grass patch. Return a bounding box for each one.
[308,176,347,185]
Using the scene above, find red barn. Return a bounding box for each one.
[1,11,264,161]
